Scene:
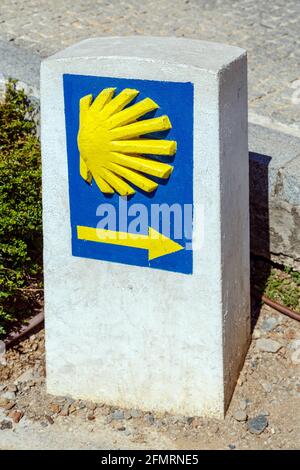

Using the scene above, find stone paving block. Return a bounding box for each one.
[0,39,40,93]
[249,124,300,269]
[0,0,299,128]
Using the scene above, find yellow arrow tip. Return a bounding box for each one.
[148,227,184,261]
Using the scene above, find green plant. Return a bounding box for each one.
[0,80,42,336]
[265,266,300,311]
[251,256,300,313]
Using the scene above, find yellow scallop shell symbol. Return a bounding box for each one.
[77,88,177,196]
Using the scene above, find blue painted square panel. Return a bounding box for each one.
[63,74,194,274]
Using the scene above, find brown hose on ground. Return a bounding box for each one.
[262,295,300,322]
[4,311,44,349]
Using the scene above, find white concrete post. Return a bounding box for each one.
[41,37,250,418]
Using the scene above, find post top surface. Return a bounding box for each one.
[43,36,246,74]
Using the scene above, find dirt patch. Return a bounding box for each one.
[0,304,300,450]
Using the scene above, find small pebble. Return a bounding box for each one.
[14,369,36,385]
[0,398,9,408]
[259,410,270,417]
[211,424,219,434]
[239,399,247,410]
[130,409,141,418]
[261,317,280,332]
[237,377,244,386]
[186,417,194,425]
[252,330,261,339]
[49,403,61,414]
[77,401,86,410]
[0,391,16,401]
[144,414,155,425]
[124,410,132,420]
[155,420,163,429]
[111,410,124,420]
[286,329,296,340]
[233,410,247,422]
[256,339,282,353]
[69,403,77,414]
[60,404,70,417]
[86,401,97,411]
[289,340,300,350]
[0,419,13,430]
[4,401,15,411]
[261,382,272,393]
[64,396,75,406]
[291,348,300,365]
[8,410,23,424]
[248,415,268,434]
[45,415,54,425]
[27,380,36,388]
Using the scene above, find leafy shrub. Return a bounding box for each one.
[0,80,42,336]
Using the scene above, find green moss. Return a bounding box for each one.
[265,266,300,311]
[0,80,42,336]
[251,256,300,314]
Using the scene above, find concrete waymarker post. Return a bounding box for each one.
[41,37,250,417]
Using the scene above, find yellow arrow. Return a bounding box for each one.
[77,225,184,261]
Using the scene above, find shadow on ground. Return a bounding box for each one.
[249,151,272,331]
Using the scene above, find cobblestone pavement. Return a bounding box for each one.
[0,0,299,128]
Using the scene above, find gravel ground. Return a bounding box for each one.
[0,0,299,129]
[0,304,299,450]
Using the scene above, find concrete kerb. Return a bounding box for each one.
[249,124,300,270]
